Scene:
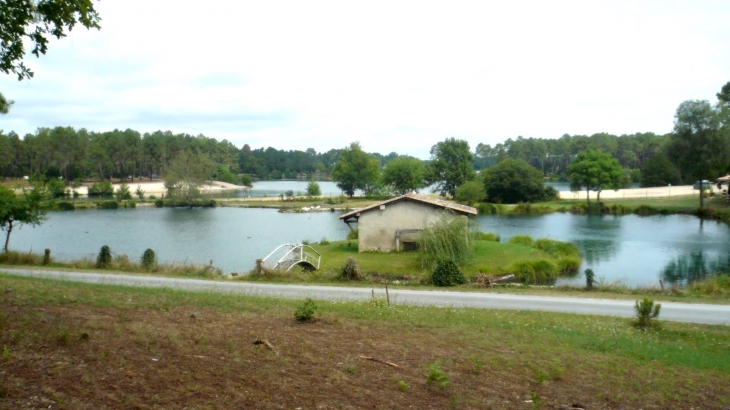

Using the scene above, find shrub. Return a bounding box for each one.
[557,256,581,275]
[585,268,595,289]
[141,249,157,270]
[474,231,500,242]
[533,238,580,258]
[97,200,118,209]
[634,205,660,216]
[319,237,330,245]
[505,259,558,283]
[294,298,317,322]
[508,235,533,246]
[154,199,164,208]
[432,260,466,287]
[88,181,114,197]
[56,201,75,211]
[43,249,51,265]
[135,185,145,199]
[0,250,42,265]
[114,182,132,201]
[347,228,359,240]
[149,194,157,200]
[339,257,364,281]
[634,298,661,330]
[96,245,112,268]
[477,202,498,214]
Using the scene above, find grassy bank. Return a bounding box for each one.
[1,274,729,409]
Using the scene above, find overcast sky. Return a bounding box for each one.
[1,0,728,158]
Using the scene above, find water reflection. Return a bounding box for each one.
[661,251,730,286]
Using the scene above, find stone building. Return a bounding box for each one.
[339,193,477,252]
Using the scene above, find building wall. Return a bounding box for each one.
[357,199,456,252]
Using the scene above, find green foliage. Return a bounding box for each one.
[346,228,358,240]
[529,392,542,409]
[454,180,485,206]
[306,178,322,197]
[46,178,67,198]
[154,199,164,208]
[585,268,596,289]
[97,200,118,209]
[240,174,253,186]
[135,185,145,199]
[474,232,500,242]
[382,156,427,195]
[426,360,450,389]
[432,260,466,287]
[0,185,49,251]
[568,149,624,202]
[505,259,558,283]
[55,201,75,211]
[331,142,381,197]
[419,213,474,268]
[640,154,681,187]
[482,158,546,203]
[428,137,476,197]
[141,249,157,270]
[477,202,498,214]
[319,237,330,245]
[532,239,580,258]
[96,245,112,269]
[0,0,101,81]
[87,181,113,197]
[512,202,554,215]
[557,256,581,275]
[340,257,364,281]
[165,150,215,206]
[114,182,132,201]
[666,99,730,208]
[507,235,533,246]
[294,298,318,322]
[398,380,409,392]
[634,298,661,330]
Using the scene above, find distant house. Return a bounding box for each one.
[339,194,478,252]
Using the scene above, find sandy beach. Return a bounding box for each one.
[75,180,243,196]
[558,185,708,200]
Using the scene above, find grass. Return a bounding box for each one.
[1,274,729,409]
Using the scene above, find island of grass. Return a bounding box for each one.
[247,234,581,286]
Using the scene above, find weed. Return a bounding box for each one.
[319,237,330,245]
[426,360,450,389]
[432,260,466,287]
[470,356,485,372]
[529,391,542,409]
[508,235,533,246]
[2,346,9,359]
[339,257,364,281]
[534,368,550,383]
[634,298,661,330]
[294,298,317,322]
[345,366,356,374]
[42,248,51,265]
[398,380,409,392]
[474,231,500,242]
[57,330,70,346]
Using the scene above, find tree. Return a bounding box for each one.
[164,150,214,206]
[382,156,426,195]
[482,158,547,203]
[306,177,321,197]
[454,180,485,206]
[717,81,730,105]
[429,138,476,197]
[0,185,48,251]
[1,0,101,114]
[568,149,624,203]
[666,100,730,208]
[331,142,380,198]
[640,154,681,187]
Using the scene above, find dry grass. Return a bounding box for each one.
[1,275,730,409]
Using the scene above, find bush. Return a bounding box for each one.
[432,260,466,287]
[55,201,75,211]
[533,238,580,258]
[505,259,558,283]
[88,181,114,197]
[557,256,581,275]
[634,205,659,216]
[114,182,132,201]
[294,298,318,322]
[97,200,118,209]
[43,249,51,265]
[634,298,661,330]
[474,231,500,242]
[96,245,112,268]
[508,235,533,246]
[477,203,498,214]
[135,185,145,199]
[141,248,157,270]
[154,199,164,208]
[319,237,330,245]
[542,185,560,201]
[340,257,364,281]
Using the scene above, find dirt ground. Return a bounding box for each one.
[1,301,729,410]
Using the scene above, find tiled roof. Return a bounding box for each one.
[338,193,477,220]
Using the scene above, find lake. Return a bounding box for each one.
[7,208,729,287]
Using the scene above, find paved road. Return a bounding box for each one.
[2,268,729,325]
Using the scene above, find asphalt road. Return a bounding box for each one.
[2,268,729,325]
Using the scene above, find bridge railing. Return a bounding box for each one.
[261,243,321,272]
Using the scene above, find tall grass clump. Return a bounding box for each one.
[557,256,581,275]
[477,203,498,215]
[507,235,533,246]
[418,212,475,269]
[533,239,580,258]
[505,259,558,283]
[339,257,364,281]
[634,205,660,216]
[687,275,730,297]
[513,203,554,215]
[347,228,359,240]
[0,250,43,265]
[474,231,500,242]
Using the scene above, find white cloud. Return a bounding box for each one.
[1,0,728,158]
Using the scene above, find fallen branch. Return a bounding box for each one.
[253,338,279,356]
[359,355,399,368]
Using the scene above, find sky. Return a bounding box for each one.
[1,0,729,158]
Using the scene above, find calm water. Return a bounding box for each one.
[220,180,441,198]
[8,208,730,287]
